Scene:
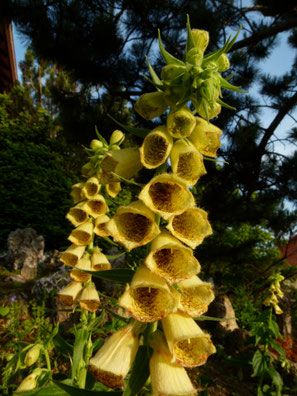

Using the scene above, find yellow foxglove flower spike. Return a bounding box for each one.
[91,247,111,271]
[166,207,212,249]
[170,139,206,186]
[106,200,160,251]
[106,182,121,198]
[70,256,93,283]
[60,244,86,267]
[81,177,101,199]
[119,265,176,322]
[66,201,89,227]
[134,91,168,120]
[94,214,110,237]
[85,194,109,217]
[149,330,197,396]
[172,276,215,317]
[167,106,196,139]
[68,220,94,246]
[58,281,83,306]
[70,182,85,202]
[79,282,100,312]
[162,312,216,367]
[100,148,142,184]
[189,117,222,158]
[89,320,144,389]
[139,125,173,169]
[139,173,195,220]
[145,231,200,284]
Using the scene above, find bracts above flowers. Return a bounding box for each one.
[57,15,243,396]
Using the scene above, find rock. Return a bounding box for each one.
[7,228,45,280]
[31,265,70,300]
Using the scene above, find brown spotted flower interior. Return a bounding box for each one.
[80,300,100,313]
[176,152,203,181]
[129,287,173,321]
[60,252,78,267]
[148,182,186,213]
[72,230,91,244]
[85,182,99,196]
[116,213,151,242]
[87,200,106,214]
[69,208,88,223]
[88,367,123,389]
[180,285,213,316]
[174,337,215,367]
[172,210,210,244]
[143,134,169,166]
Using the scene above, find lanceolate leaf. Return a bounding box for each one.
[84,268,134,283]
[107,114,150,139]
[72,329,89,383]
[123,346,152,396]
[158,29,185,66]
[53,381,123,396]
[186,14,195,55]
[14,384,68,396]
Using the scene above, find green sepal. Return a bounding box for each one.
[216,98,236,111]
[107,114,150,139]
[185,14,195,55]
[158,29,185,66]
[219,75,246,93]
[141,74,165,91]
[103,307,130,323]
[146,56,163,87]
[94,126,108,147]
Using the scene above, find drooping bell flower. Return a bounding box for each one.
[139,173,195,220]
[68,220,94,246]
[139,125,173,169]
[70,256,92,283]
[119,265,176,322]
[172,276,214,317]
[91,247,111,271]
[166,106,196,138]
[162,312,216,367]
[94,214,110,237]
[189,117,222,158]
[166,207,212,249]
[58,281,83,306]
[70,182,85,202]
[79,282,100,312]
[81,177,101,199]
[134,91,168,120]
[149,330,197,396]
[170,139,206,186]
[106,200,160,251]
[106,182,121,198]
[60,244,86,267]
[145,231,200,284]
[85,194,109,217]
[89,320,144,389]
[66,201,89,227]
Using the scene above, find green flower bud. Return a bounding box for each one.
[16,369,41,392]
[90,139,103,150]
[161,64,186,81]
[81,161,96,178]
[216,53,230,72]
[109,130,125,146]
[192,29,209,52]
[134,92,168,120]
[110,144,121,151]
[186,48,203,66]
[24,344,42,367]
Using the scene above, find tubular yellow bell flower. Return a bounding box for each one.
[58,281,83,306]
[81,177,101,199]
[172,276,215,317]
[70,256,92,283]
[94,214,110,237]
[162,312,216,367]
[60,244,86,267]
[139,173,195,220]
[68,220,94,246]
[189,117,222,158]
[134,91,168,120]
[79,282,100,312]
[89,320,144,389]
[16,369,42,392]
[167,207,212,249]
[85,194,109,217]
[145,231,200,284]
[192,29,209,52]
[139,125,173,169]
[170,139,206,186]
[166,106,196,138]
[119,265,176,322]
[100,147,142,183]
[70,182,85,202]
[106,200,160,251]
[149,330,197,396]
[24,344,42,367]
[66,201,89,227]
[91,247,111,271]
[106,182,121,198]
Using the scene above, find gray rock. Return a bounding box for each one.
[31,266,70,300]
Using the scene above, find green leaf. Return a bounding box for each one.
[195,315,235,322]
[107,114,150,139]
[266,367,283,393]
[268,318,280,338]
[251,350,268,377]
[186,14,195,55]
[105,252,126,260]
[72,329,89,382]
[268,340,286,359]
[123,346,152,396]
[14,384,68,396]
[53,381,123,396]
[0,306,10,316]
[158,30,185,66]
[53,333,73,356]
[85,269,134,283]
[103,307,130,323]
